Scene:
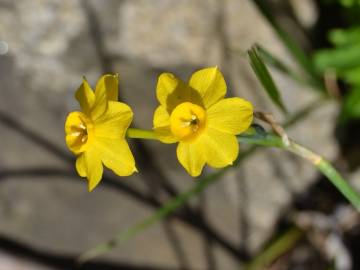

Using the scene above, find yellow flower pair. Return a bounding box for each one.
[65,67,253,191]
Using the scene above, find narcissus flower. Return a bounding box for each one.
[153,67,253,176]
[65,75,136,191]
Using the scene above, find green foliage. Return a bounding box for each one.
[255,45,302,84]
[342,88,360,119]
[314,26,360,121]
[329,27,360,46]
[339,0,360,7]
[252,0,322,90]
[314,44,360,71]
[322,0,360,7]
[244,227,303,270]
[248,46,287,114]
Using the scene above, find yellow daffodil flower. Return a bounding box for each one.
[65,74,137,191]
[153,67,253,176]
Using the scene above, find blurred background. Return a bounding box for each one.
[0,0,360,269]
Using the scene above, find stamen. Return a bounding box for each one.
[181,121,191,127]
[81,135,88,143]
[79,123,87,130]
[170,102,206,140]
[70,131,81,137]
[180,114,199,129]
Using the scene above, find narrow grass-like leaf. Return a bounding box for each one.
[78,170,225,263]
[248,46,287,114]
[253,0,322,82]
[256,45,299,80]
[244,227,303,270]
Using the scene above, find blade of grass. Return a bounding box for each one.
[255,44,308,86]
[78,148,254,264]
[255,44,319,88]
[244,226,303,270]
[251,0,323,91]
[78,173,221,263]
[248,46,288,114]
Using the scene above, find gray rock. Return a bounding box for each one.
[0,0,339,269]
[0,251,53,270]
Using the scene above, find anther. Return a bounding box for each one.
[79,123,87,130]
[71,131,81,137]
[81,135,88,143]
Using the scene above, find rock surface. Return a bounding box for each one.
[0,0,338,269]
[0,251,52,270]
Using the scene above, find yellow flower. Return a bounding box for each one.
[153,67,253,176]
[65,74,136,191]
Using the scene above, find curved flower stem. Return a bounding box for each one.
[126,128,158,140]
[129,124,360,209]
[78,124,360,264]
[239,129,360,210]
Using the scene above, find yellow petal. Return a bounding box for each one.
[91,77,108,120]
[188,66,226,108]
[95,74,119,101]
[153,105,177,143]
[200,128,239,168]
[154,127,178,143]
[75,154,87,177]
[176,140,205,177]
[94,137,137,176]
[207,97,253,135]
[75,78,95,115]
[94,101,133,139]
[156,73,202,112]
[153,105,171,127]
[83,149,104,192]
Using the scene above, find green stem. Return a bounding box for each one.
[126,128,158,140]
[78,115,360,263]
[244,226,303,270]
[239,131,360,210]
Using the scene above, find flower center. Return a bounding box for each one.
[170,102,206,141]
[65,112,94,154]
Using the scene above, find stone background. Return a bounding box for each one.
[0,0,343,269]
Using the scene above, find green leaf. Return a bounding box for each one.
[314,44,360,72]
[251,0,320,86]
[341,88,360,121]
[329,27,360,47]
[343,66,360,85]
[255,45,299,80]
[248,46,287,114]
[340,0,360,7]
